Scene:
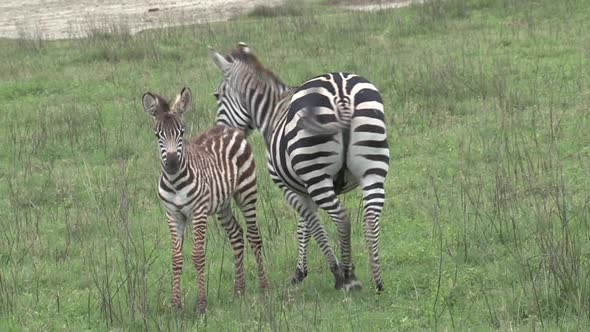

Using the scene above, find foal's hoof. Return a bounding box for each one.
[234,288,246,298]
[171,300,182,311]
[196,303,207,315]
[259,280,270,291]
[375,282,385,293]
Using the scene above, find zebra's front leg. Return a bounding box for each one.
[191,211,209,314]
[217,205,246,296]
[167,213,186,309]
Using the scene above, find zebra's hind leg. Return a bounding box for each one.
[347,110,389,292]
[307,178,361,291]
[217,204,246,296]
[359,180,386,292]
[292,217,310,285]
[282,189,343,288]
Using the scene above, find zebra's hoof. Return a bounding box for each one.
[342,279,363,292]
[290,267,307,285]
[333,271,345,290]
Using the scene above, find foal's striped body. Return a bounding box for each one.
[142,88,267,314]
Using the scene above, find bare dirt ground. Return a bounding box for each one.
[0,0,423,40]
[0,0,284,40]
[340,0,424,11]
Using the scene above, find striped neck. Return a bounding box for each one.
[245,78,291,145]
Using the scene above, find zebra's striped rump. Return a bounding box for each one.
[210,43,389,292]
[142,87,268,314]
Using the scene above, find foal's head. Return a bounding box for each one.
[142,87,192,174]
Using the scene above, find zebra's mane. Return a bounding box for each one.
[228,46,284,87]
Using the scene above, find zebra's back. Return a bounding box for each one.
[270,72,389,196]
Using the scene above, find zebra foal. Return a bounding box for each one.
[142,87,268,314]
[209,43,389,292]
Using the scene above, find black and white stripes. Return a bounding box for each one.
[142,87,268,314]
[210,43,389,292]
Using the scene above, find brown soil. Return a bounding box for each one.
[0,0,284,40]
[339,0,424,11]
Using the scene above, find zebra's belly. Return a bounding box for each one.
[266,154,306,195]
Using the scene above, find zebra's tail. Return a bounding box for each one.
[300,98,353,134]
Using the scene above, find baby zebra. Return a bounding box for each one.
[142,87,268,314]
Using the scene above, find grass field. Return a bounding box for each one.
[1,0,589,330]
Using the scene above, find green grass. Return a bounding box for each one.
[1,0,589,330]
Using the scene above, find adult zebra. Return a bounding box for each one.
[209,43,389,292]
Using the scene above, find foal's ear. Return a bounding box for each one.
[142,92,159,118]
[172,87,192,116]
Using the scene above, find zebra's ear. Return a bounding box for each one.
[209,46,231,72]
[173,87,192,116]
[237,42,251,54]
[142,92,159,118]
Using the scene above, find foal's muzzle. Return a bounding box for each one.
[165,152,180,174]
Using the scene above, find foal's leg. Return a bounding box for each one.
[191,210,209,314]
[167,211,186,309]
[217,204,247,295]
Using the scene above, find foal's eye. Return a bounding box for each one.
[213,92,220,99]
[180,128,185,134]
[154,131,159,137]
